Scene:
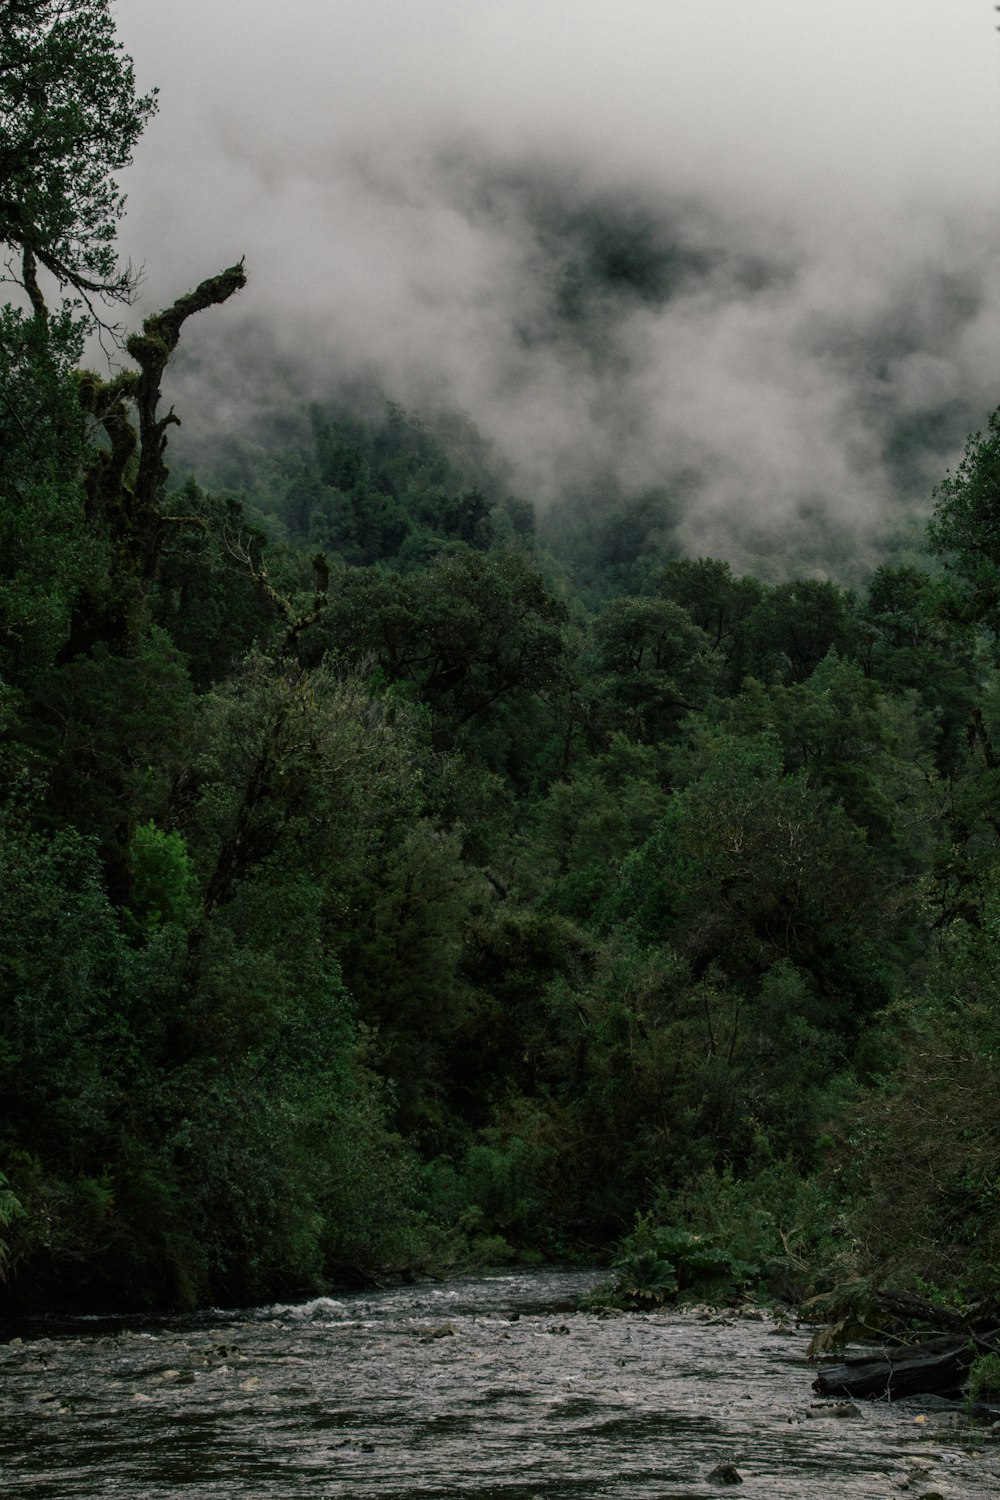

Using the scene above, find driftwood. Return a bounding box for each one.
[809,1287,1000,1403]
[813,1335,974,1400]
[871,1290,970,1333]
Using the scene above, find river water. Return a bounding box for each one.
[2,1269,999,1498]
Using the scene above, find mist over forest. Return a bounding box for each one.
[164,159,1000,582]
[105,1,1000,583]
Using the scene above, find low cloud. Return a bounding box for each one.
[110,0,1000,576]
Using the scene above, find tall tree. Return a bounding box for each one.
[0,0,157,315]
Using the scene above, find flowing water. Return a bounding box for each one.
[2,1269,999,1498]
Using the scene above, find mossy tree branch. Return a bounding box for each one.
[62,262,247,656]
[124,260,246,577]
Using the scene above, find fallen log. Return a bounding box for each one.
[872,1290,969,1333]
[813,1336,973,1401]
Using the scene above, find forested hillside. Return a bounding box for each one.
[2,1,1000,1314]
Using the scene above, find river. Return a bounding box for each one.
[2,1269,998,1497]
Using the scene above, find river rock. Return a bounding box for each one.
[706,1461,743,1484]
[805,1400,862,1419]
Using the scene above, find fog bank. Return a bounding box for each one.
[109,0,1000,573]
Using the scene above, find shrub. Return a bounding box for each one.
[969,1352,1000,1403]
[606,1213,759,1307]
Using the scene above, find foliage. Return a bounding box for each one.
[929,407,1000,642]
[0,304,95,680]
[843,915,1000,1299]
[304,547,572,768]
[0,0,157,307]
[659,1155,855,1304]
[589,596,718,745]
[7,0,1000,1318]
[126,822,197,933]
[0,1170,24,1276]
[607,1213,759,1307]
[969,1353,1000,1402]
[800,1279,884,1356]
[744,578,859,684]
[419,1135,551,1263]
[612,732,893,1036]
[659,557,763,691]
[182,398,505,572]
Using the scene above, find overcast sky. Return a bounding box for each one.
[111,0,1000,573]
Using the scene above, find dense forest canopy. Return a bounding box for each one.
[1,1,1000,1315]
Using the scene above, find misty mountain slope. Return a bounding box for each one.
[110,0,1000,585]
[160,146,1000,588]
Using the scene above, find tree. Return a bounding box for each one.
[589,595,717,745]
[860,564,979,776]
[526,735,669,921]
[0,0,245,664]
[746,578,859,684]
[659,557,763,693]
[0,303,93,684]
[309,548,572,757]
[850,915,1000,1294]
[928,407,1000,642]
[0,0,245,895]
[0,0,157,315]
[710,654,936,869]
[614,733,891,1027]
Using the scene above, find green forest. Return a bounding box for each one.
[3,0,1000,1317]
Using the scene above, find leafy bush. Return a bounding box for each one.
[605,1213,759,1307]
[658,1152,854,1301]
[127,821,198,933]
[969,1352,1000,1402]
[418,1133,552,1263]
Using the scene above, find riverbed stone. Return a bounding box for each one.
[706,1461,743,1483]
